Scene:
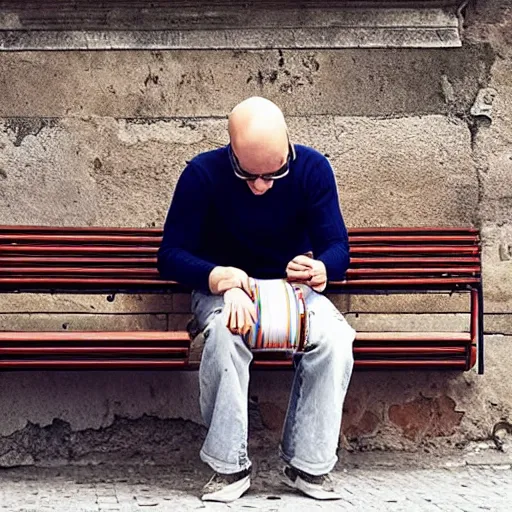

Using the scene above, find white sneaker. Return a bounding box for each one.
[282,466,342,500]
[201,469,251,502]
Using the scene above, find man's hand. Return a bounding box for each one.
[223,287,257,336]
[286,255,327,292]
[208,266,252,296]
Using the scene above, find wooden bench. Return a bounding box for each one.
[0,225,484,373]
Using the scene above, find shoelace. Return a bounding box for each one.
[204,467,251,491]
[203,473,231,492]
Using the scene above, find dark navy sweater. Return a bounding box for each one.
[157,144,350,292]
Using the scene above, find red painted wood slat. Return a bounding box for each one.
[0,347,189,355]
[0,234,161,245]
[0,360,190,369]
[0,276,481,287]
[0,331,190,343]
[252,359,467,369]
[0,266,481,277]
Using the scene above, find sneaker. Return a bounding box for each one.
[201,467,251,502]
[282,466,342,500]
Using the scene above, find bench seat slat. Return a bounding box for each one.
[0,360,190,368]
[0,347,189,355]
[0,331,190,343]
[0,329,473,370]
[252,359,467,369]
[355,331,471,342]
[0,330,470,344]
[0,346,466,356]
[0,359,468,370]
[354,347,466,354]
[354,360,467,368]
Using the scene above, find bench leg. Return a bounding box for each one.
[477,284,485,375]
[470,286,485,375]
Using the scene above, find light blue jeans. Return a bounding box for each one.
[191,289,356,476]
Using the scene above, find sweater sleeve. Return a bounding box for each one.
[157,162,217,291]
[305,155,350,282]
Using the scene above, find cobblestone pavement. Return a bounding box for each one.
[1,454,511,512]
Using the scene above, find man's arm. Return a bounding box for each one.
[305,155,350,282]
[158,161,256,333]
[157,161,255,301]
[157,162,217,292]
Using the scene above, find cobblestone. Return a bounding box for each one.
[0,458,511,511]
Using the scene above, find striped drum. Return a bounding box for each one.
[245,278,310,352]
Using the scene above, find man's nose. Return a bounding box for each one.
[254,178,273,192]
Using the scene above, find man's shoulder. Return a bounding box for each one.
[294,144,327,161]
[187,145,229,172]
[293,144,331,171]
[293,144,333,181]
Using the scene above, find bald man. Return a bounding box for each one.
[158,97,355,502]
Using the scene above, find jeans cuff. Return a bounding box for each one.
[279,445,337,476]
[200,448,252,475]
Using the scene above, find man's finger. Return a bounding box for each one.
[241,276,253,299]
[248,303,257,323]
[287,269,312,281]
[225,304,234,332]
[240,318,248,336]
[229,304,240,333]
[308,264,324,275]
[228,307,236,333]
[287,261,311,271]
[292,255,314,267]
[218,278,236,295]
[308,273,326,285]
[237,304,246,334]
[241,310,252,336]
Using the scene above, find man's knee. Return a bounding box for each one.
[323,324,354,361]
[203,312,233,353]
[307,308,355,365]
[202,312,252,364]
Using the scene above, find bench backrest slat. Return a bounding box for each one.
[0,226,481,292]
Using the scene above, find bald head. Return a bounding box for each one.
[228,97,289,175]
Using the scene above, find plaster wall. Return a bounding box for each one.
[0,0,511,465]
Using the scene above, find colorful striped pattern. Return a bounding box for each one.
[245,279,307,352]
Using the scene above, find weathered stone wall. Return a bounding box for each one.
[0,0,511,465]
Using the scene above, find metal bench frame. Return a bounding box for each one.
[0,225,484,374]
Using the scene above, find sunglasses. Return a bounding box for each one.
[229,144,295,181]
